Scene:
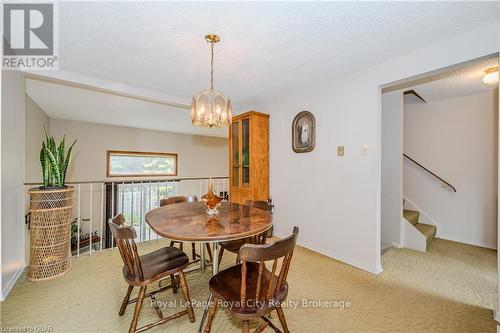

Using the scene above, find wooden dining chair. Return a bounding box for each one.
[159,195,199,206]
[109,214,195,333]
[160,195,213,263]
[243,200,270,211]
[204,226,299,333]
[218,200,271,265]
[244,200,274,237]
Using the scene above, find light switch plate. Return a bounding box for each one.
[337,146,344,156]
[361,144,368,155]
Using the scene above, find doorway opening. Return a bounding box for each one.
[380,53,499,313]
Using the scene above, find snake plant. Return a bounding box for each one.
[40,127,77,188]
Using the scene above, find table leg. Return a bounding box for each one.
[200,242,206,271]
[211,242,219,276]
[198,242,220,333]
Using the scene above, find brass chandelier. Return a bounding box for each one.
[191,34,232,128]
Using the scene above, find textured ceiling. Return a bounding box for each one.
[56,1,500,107]
[405,57,499,104]
[29,2,500,136]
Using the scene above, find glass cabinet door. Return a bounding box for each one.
[232,121,240,187]
[242,118,250,187]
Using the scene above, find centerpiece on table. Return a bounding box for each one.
[28,129,77,281]
[201,177,223,216]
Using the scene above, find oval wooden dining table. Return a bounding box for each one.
[145,201,273,332]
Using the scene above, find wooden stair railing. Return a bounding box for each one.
[403,153,457,192]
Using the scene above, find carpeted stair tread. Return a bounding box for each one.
[415,223,437,245]
[403,209,420,226]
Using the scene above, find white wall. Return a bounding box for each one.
[381,91,403,251]
[1,71,26,300]
[23,97,50,266]
[252,23,499,274]
[497,28,500,328]
[25,96,49,184]
[497,17,500,329]
[46,118,229,183]
[404,91,498,249]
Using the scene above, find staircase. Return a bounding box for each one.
[403,209,436,248]
[399,154,452,252]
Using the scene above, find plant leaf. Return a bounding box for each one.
[40,142,49,187]
[40,129,76,187]
[58,136,65,185]
[62,139,77,184]
[45,147,60,186]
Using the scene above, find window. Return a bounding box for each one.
[106,150,178,177]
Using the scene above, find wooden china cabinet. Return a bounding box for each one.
[229,111,269,204]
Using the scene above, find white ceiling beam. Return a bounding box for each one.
[22,69,191,110]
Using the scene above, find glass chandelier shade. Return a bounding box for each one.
[191,35,232,128]
[191,89,232,128]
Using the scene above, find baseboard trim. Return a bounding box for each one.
[1,265,25,301]
[381,244,392,255]
[392,242,402,248]
[436,234,497,250]
[381,243,400,255]
[273,231,382,275]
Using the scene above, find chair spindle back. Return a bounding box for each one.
[244,200,272,244]
[238,226,299,305]
[108,214,144,280]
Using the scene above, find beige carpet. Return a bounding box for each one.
[0,238,496,333]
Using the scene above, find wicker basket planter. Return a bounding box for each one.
[28,186,74,281]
